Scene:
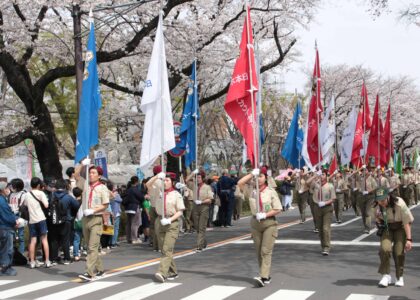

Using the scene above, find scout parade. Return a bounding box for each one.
[0,1,416,296]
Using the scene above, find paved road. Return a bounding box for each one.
[2,204,419,300]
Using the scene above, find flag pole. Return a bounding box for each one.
[377,94,380,170]
[245,2,260,212]
[194,58,199,202]
[159,9,165,214]
[315,41,322,201]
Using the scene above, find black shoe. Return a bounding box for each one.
[167,273,179,281]
[78,272,93,281]
[262,277,271,284]
[96,271,105,277]
[254,276,264,287]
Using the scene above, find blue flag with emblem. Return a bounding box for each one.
[281,102,305,168]
[75,19,101,163]
[179,60,199,168]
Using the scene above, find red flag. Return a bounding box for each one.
[366,95,386,167]
[328,154,337,175]
[383,103,393,165]
[351,108,364,167]
[306,48,323,166]
[361,82,372,131]
[224,6,259,167]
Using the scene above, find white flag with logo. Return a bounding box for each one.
[319,96,335,161]
[140,12,175,170]
[339,106,357,165]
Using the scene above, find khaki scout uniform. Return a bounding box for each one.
[149,180,163,250]
[333,177,347,223]
[408,171,416,205]
[388,174,400,197]
[376,175,390,189]
[401,172,413,207]
[356,174,377,231]
[414,171,420,204]
[308,175,318,229]
[184,182,194,232]
[348,173,361,216]
[234,186,245,220]
[249,186,282,279]
[155,189,185,278]
[192,183,214,249]
[78,178,110,277]
[313,182,336,252]
[376,197,414,279]
[296,175,309,223]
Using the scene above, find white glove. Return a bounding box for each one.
[361,164,366,169]
[296,169,301,173]
[251,168,260,177]
[267,170,272,177]
[333,170,338,175]
[353,188,358,191]
[81,158,91,166]
[363,191,369,195]
[83,209,94,216]
[318,201,326,208]
[175,182,186,190]
[389,188,394,192]
[160,218,171,226]
[256,212,267,221]
[17,218,27,228]
[317,170,322,176]
[192,169,199,175]
[377,165,381,170]
[194,200,202,205]
[157,172,166,180]
[336,189,341,193]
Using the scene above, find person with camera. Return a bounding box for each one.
[375,187,414,288]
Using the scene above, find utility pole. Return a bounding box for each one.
[72,4,83,117]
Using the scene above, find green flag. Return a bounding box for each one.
[396,151,403,176]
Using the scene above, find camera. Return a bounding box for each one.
[376,222,386,237]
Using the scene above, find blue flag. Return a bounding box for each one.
[75,21,102,163]
[281,102,305,168]
[179,60,199,168]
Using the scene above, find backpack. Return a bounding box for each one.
[49,194,66,225]
[279,182,288,196]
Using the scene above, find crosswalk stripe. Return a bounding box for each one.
[35,281,121,300]
[345,294,389,300]
[0,280,18,286]
[181,285,245,300]
[264,289,315,300]
[0,281,66,299]
[101,282,181,300]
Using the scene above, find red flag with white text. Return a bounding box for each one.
[328,154,337,175]
[351,108,364,167]
[382,103,393,165]
[366,95,386,167]
[224,6,259,167]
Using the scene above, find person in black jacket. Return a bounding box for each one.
[123,176,144,244]
[217,169,237,227]
[49,179,80,264]
[281,174,295,211]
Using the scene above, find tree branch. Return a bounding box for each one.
[0,127,34,149]
[99,78,141,96]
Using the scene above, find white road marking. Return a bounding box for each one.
[0,281,66,299]
[332,216,361,227]
[0,280,17,286]
[181,285,245,300]
[102,282,181,300]
[231,239,420,247]
[345,293,389,300]
[264,289,315,300]
[35,281,121,300]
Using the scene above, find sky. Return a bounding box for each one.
[283,0,420,93]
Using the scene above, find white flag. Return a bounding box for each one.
[339,106,357,165]
[319,96,335,161]
[140,12,175,171]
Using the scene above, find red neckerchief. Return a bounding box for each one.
[259,184,267,211]
[164,187,175,217]
[88,181,102,209]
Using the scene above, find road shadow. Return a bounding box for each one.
[388,296,415,300]
[333,278,378,286]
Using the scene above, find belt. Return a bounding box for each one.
[252,216,276,220]
[158,215,175,218]
[221,189,231,193]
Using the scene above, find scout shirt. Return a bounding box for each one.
[155,188,185,217]
[297,176,309,194]
[312,182,336,204]
[335,178,348,193]
[401,173,411,188]
[348,174,358,191]
[356,174,377,193]
[377,176,390,188]
[376,197,414,225]
[195,183,214,203]
[249,185,282,215]
[267,176,277,189]
[387,174,400,189]
[77,178,109,215]
[149,180,164,208]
